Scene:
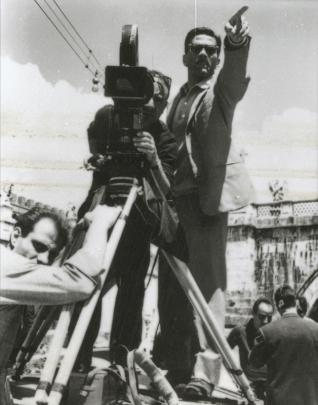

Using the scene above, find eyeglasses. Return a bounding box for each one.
[188,44,219,57]
[31,240,49,254]
[257,313,272,322]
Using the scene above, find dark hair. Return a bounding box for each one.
[184,27,221,55]
[274,285,296,311]
[14,207,68,252]
[149,69,172,101]
[252,297,273,314]
[296,295,308,317]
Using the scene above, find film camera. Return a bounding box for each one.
[92,24,170,183]
[85,24,171,203]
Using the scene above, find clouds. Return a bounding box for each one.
[260,108,317,147]
[1,56,105,207]
[234,107,318,202]
[1,56,317,207]
[1,56,109,137]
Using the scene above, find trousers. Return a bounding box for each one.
[74,204,152,369]
[156,193,228,386]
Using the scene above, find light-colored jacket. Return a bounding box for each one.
[0,245,99,305]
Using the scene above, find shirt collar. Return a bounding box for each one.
[282,312,299,318]
[180,79,211,96]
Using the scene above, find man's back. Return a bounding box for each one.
[252,313,318,405]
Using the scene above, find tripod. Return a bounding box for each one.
[11,176,258,405]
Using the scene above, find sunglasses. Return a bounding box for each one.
[188,44,219,57]
[31,240,50,254]
[257,313,272,322]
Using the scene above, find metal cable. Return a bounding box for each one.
[43,0,95,66]
[33,0,96,76]
[33,0,105,87]
[52,0,103,68]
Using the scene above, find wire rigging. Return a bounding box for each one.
[42,0,91,62]
[32,0,104,87]
[52,0,103,69]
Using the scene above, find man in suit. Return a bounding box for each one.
[162,9,254,398]
[249,285,318,405]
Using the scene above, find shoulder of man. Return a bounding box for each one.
[258,316,289,341]
[227,323,244,344]
[94,104,113,121]
[301,316,318,331]
[88,104,114,140]
[229,324,242,336]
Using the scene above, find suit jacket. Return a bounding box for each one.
[249,313,318,405]
[167,38,254,215]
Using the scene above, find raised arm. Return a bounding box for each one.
[215,9,251,106]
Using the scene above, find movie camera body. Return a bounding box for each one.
[92,24,159,183]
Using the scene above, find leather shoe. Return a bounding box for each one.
[181,378,214,401]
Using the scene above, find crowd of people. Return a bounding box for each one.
[1,8,318,405]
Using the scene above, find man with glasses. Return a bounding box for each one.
[161,9,254,399]
[227,297,273,399]
[0,204,120,402]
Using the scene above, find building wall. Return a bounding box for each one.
[2,191,318,328]
[226,201,318,324]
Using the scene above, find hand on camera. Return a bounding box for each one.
[225,15,249,44]
[133,131,159,167]
[84,205,121,229]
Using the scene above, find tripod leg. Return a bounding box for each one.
[161,251,257,405]
[13,306,54,379]
[47,182,140,405]
[26,307,59,362]
[35,304,74,405]
[34,186,109,405]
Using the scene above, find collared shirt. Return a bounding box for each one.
[170,80,211,197]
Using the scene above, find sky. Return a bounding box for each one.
[1,0,318,209]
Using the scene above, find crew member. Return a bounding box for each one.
[160,10,254,398]
[249,285,318,405]
[0,204,120,402]
[227,297,273,399]
[76,69,177,368]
